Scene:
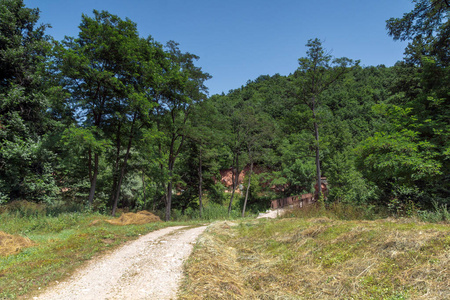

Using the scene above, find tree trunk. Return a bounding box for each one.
[142,170,146,209]
[111,140,132,216]
[164,131,185,221]
[111,114,136,216]
[198,147,203,218]
[88,152,98,207]
[88,148,93,182]
[165,139,176,222]
[228,152,239,215]
[312,98,322,199]
[242,160,253,218]
[165,167,173,221]
[109,122,122,208]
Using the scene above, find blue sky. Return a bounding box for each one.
[26,0,413,95]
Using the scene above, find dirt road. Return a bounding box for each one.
[34,225,207,300]
[257,208,286,219]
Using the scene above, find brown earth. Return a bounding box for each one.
[219,164,268,189]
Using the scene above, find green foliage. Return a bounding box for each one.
[62,126,111,154]
[170,203,242,221]
[0,137,58,203]
[386,0,450,65]
[418,201,450,223]
[0,0,51,91]
[0,1,62,204]
[1,0,448,219]
[282,158,315,193]
[356,55,450,208]
[357,129,441,182]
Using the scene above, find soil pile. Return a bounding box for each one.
[105,210,161,225]
[0,231,35,256]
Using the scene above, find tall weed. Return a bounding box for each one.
[169,203,244,221]
[282,201,386,220]
[418,201,450,223]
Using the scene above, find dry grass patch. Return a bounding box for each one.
[0,231,35,256]
[104,210,161,225]
[179,217,450,299]
[180,221,253,299]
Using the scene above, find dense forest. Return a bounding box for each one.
[0,0,449,221]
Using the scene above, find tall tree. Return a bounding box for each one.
[356,0,450,207]
[110,37,164,215]
[386,0,450,65]
[240,104,274,217]
[0,0,61,203]
[155,41,210,221]
[214,93,247,216]
[56,10,142,208]
[185,100,223,217]
[292,39,358,198]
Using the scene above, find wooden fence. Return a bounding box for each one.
[270,193,315,209]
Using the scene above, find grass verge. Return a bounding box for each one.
[179,216,450,299]
[0,211,185,299]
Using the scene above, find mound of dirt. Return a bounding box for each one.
[0,231,35,256]
[105,211,161,225]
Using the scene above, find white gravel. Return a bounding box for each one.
[34,225,207,300]
[257,208,286,219]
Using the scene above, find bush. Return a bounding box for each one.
[0,200,47,217]
[167,203,242,221]
[418,201,450,223]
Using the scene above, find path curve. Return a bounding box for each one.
[257,208,287,219]
[34,225,207,300]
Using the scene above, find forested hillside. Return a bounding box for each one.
[0,0,448,220]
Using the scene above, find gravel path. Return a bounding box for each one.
[257,208,286,219]
[34,225,207,300]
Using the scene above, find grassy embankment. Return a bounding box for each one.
[179,205,450,300]
[0,200,247,299]
[0,210,180,299]
[1,201,448,299]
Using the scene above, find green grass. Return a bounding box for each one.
[0,211,182,299]
[170,203,248,222]
[2,200,448,299]
[0,200,244,299]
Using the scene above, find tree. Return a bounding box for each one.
[0,0,61,203]
[155,41,210,221]
[386,0,450,65]
[241,105,274,217]
[292,39,358,198]
[109,37,163,215]
[212,92,248,215]
[359,1,450,208]
[56,10,150,210]
[316,65,395,204]
[185,100,224,217]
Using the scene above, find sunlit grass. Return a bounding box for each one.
[0,211,175,299]
[179,215,450,299]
